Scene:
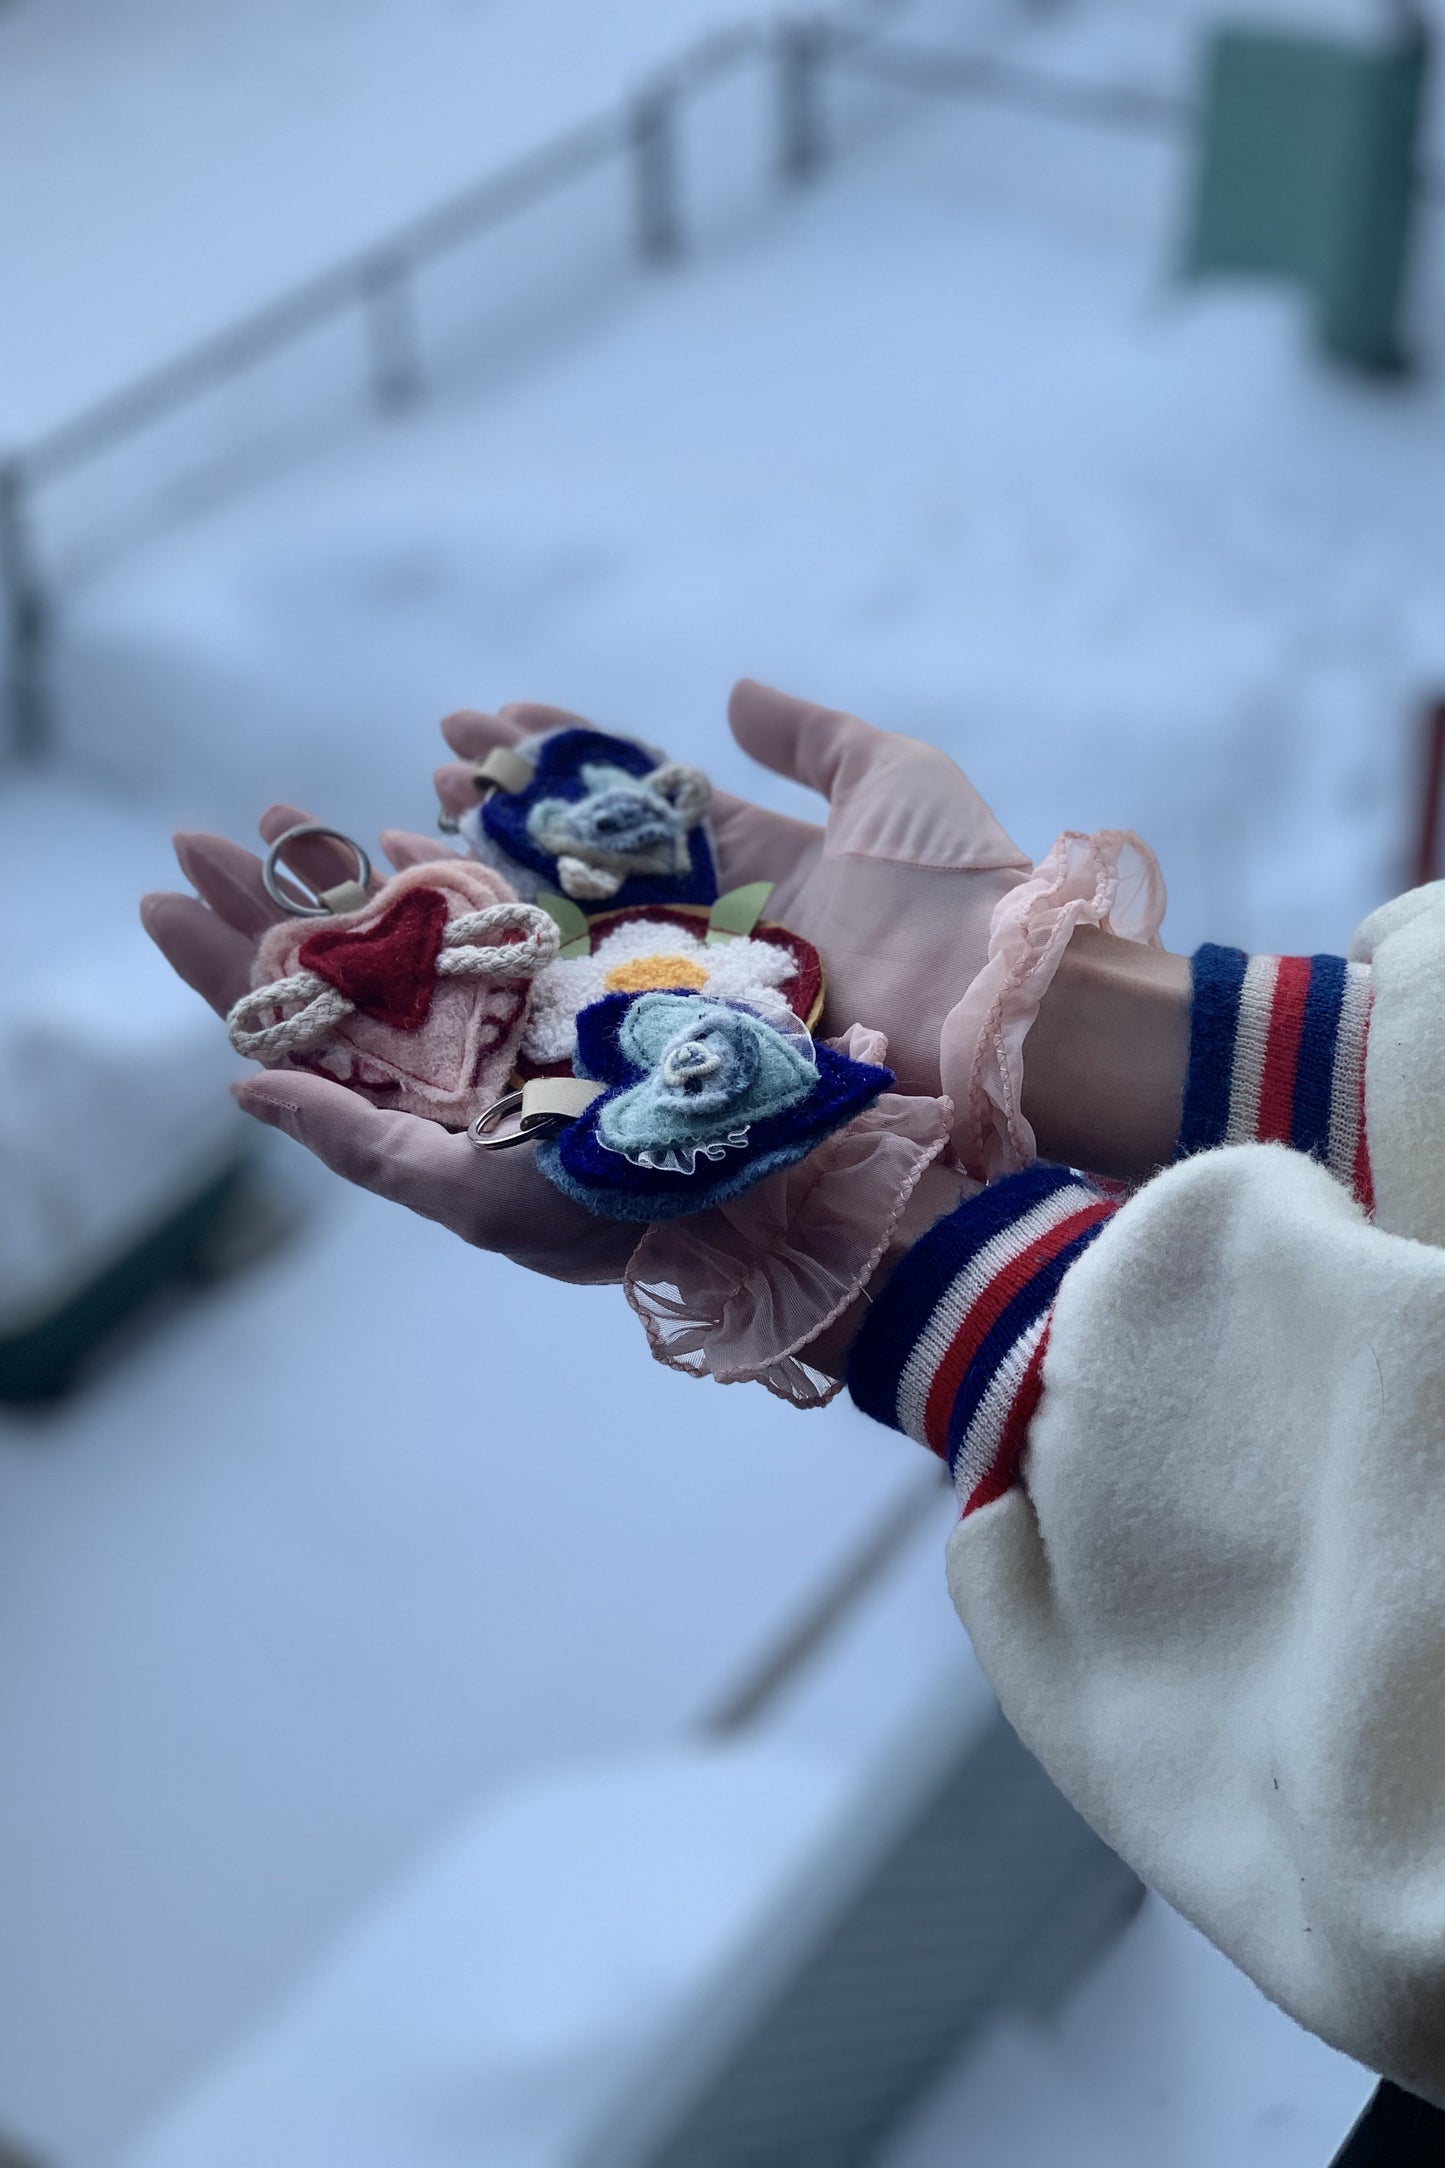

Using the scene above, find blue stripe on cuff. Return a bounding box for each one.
[1176,944,1248,1159]
[941,1216,1111,1474]
[1291,952,1346,1160]
[846,1165,1083,1434]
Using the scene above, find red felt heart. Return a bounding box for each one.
[299,887,448,1031]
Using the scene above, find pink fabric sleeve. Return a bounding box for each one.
[625,1026,954,1408]
[941,830,1166,1182]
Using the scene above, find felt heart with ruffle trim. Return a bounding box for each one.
[460,728,718,911]
[534,991,892,1222]
[228,858,559,1126]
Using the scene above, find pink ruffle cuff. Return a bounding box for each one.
[940,829,1165,1182]
[625,1026,952,1409]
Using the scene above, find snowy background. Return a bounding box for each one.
[2,0,1440,2159]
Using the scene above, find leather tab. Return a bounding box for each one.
[521,1076,603,1127]
[474,746,535,795]
[319,879,371,916]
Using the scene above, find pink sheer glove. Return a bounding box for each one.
[942,829,1167,1180]
[436,683,1031,1107]
[439,685,1163,1179]
[141,809,635,1287]
[624,1025,958,1408]
[435,687,1162,1393]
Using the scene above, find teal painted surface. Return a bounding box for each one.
[1184,25,1428,372]
[0,1161,250,1404]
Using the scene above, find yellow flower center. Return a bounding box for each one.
[604,952,709,994]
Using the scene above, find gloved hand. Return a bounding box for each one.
[439,682,1163,1178]
[437,682,1031,1103]
[143,683,1161,1301]
[141,809,636,1286]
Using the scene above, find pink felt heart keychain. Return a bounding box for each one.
[227,825,560,1127]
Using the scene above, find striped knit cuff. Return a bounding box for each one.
[847,1165,1118,1516]
[1177,945,1374,1211]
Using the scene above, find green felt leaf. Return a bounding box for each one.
[705,881,775,945]
[538,890,593,960]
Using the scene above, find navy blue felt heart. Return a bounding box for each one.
[535,992,892,1223]
[474,729,718,912]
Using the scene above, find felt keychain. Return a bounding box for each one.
[472,989,892,1223]
[453,725,719,911]
[227,823,560,1127]
[516,887,824,1073]
[626,1022,956,1408]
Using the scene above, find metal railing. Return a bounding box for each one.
[1,5,932,760]
[8,6,1431,760]
[0,9,1197,760]
[0,18,766,758]
[830,29,1192,134]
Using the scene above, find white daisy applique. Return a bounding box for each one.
[522,913,800,1068]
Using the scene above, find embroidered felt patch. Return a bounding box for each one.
[534,991,892,1222]
[229,858,559,1127]
[298,888,449,1031]
[519,904,821,1073]
[460,728,718,911]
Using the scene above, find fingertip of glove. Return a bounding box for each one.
[258,802,313,843]
[231,1076,303,1128]
[727,676,769,721]
[726,677,788,752]
[382,824,460,867]
[432,763,476,817]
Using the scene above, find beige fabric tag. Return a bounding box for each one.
[319,879,371,915]
[521,1077,604,1126]
[475,746,536,795]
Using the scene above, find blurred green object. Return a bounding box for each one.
[1184,18,1429,372]
[0,1157,266,1405]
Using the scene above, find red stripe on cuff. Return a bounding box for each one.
[1255,952,1312,1144]
[921,1201,1113,1459]
[961,1322,1052,1517]
[1353,1007,1375,1216]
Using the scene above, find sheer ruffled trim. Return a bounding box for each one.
[941,829,1166,1182]
[625,1025,952,1408]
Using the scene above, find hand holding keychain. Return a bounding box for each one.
[443,718,717,910]
[226,823,559,1128]
[436,688,1166,1178]
[142,810,638,1286]
[435,690,1164,1402]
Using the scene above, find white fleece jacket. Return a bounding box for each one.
[853,883,1445,2103]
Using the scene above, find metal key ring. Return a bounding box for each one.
[469,1093,567,1151]
[263,825,373,918]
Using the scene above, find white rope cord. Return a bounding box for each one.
[228,901,560,1062]
[645,763,711,830]
[228,971,353,1059]
[435,902,561,977]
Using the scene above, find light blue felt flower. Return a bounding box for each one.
[537,989,893,1220]
[466,727,719,911]
[597,995,817,1168]
[526,761,710,901]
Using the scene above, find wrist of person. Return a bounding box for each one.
[805,1157,979,1381]
[827,932,1376,1415]
[815,932,1187,1383]
[1020,925,1192,1184]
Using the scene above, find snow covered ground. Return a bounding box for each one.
[886,1895,1373,2168]
[1,0,1438,2161]
[0,0,831,442]
[42,22,1445,961]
